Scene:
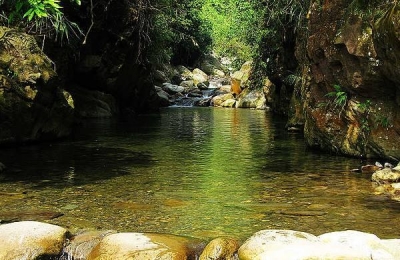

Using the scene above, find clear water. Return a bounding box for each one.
[0,107,399,241]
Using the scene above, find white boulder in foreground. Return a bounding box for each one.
[238,229,400,260]
[0,221,68,260]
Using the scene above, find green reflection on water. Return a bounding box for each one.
[0,108,400,240]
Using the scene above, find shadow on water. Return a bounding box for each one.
[0,119,156,188]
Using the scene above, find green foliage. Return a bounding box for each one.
[348,0,394,20]
[199,0,264,67]
[22,0,62,21]
[6,0,82,43]
[375,116,391,128]
[150,0,211,66]
[251,0,310,88]
[357,99,372,112]
[325,84,348,112]
[357,99,392,130]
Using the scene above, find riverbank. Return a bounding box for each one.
[1,221,399,259]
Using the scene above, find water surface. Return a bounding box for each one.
[0,107,399,240]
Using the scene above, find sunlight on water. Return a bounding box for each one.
[0,107,400,240]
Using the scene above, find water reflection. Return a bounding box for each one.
[0,108,399,240]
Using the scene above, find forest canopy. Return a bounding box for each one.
[0,0,267,68]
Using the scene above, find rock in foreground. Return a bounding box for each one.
[1,221,400,260]
[0,221,68,260]
[87,232,205,260]
[238,229,400,260]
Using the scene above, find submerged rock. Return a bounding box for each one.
[0,221,68,259]
[0,210,63,223]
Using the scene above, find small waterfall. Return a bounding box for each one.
[202,89,215,98]
[172,96,199,107]
[172,88,216,107]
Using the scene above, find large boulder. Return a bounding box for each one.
[238,230,319,260]
[0,26,74,144]
[0,221,68,259]
[197,53,227,76]
[212,93,235,107]
[192,68,209,86]
[318,230,396,259]
[162,83,185,95]
[155,86,171,107]
[236,88,266,109]
[221,99,236,108]
[70,87,118,118]
[176,66,194,81]
[238,229,398,260]
[87,232,205,259]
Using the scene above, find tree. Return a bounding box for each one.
[199,0,265,67]
[251,0,310,88]
[149,0,211,67]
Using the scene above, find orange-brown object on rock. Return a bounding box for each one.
[231,78,242,95]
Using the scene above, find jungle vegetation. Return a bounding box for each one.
[0,0,266,68]
[1,0,395,74]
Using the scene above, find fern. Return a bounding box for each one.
[8,0,82,43]
[325,84,348,117]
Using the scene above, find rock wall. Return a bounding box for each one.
[293,1,400,159]
[0,27,74,144]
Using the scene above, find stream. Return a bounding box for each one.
[0,107,400,240]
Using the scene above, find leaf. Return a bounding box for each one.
[28,10,35,21]
[23,9,34,19]
[333,84,342,92]
[325,92,336,98]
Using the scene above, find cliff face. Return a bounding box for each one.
[0,27,74,144]
[293,1,400,159]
